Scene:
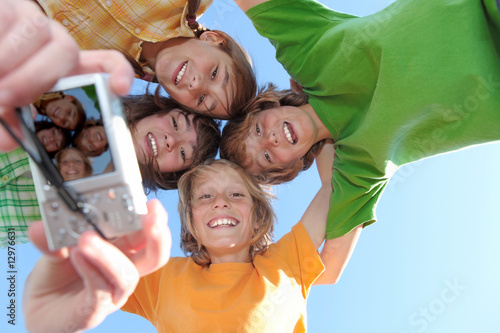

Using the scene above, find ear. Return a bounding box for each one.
[199,31,224,46]
[252,219,260,231]
[289,78,304,94]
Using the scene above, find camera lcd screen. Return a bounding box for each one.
[33,84,114,182]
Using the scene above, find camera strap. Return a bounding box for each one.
[0,109,107,240]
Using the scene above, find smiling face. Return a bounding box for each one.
[191,165,258,264]
[154,33,235,119]
[76,126,107,156]
[58,149,89,181]
[45,96,80,130]
[36,127,65,153]
[243,105,321,175]
[132,110,198,173]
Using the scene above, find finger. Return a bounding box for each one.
[129,199,171,276]
[69,248,116,329]
[28,221,69,260]
[0,20,79,106]
[112,199,167,254]
[0,2,52,79]
[78,231,140,305]
[72,50,134,96]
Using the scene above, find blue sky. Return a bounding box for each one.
[2,0,500,332]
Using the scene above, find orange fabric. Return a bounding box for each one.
[122,222,325,332]
[37,0,213,62]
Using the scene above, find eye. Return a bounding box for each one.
[211,67,218,80]
[172,118,178,130]
[264,151,271,163]
[199,194,212,199]
[197,94,206,106]
[180,147,186,162]
[231,193,244,197]
[256,124,261,136]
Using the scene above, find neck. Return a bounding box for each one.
[300,103,332,143]
[207,247,251,264]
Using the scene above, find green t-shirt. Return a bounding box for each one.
[247,0,500,239]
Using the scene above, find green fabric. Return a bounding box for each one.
[247,0,500,239]
[0,148,41,247]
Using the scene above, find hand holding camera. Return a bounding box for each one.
[24,199,171,333]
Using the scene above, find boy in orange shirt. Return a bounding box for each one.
[23,148,361,332]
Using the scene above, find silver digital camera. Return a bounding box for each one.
[23,74,147,250]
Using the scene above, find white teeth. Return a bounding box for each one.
[209,218,238,228]
[175,62,187,85]
[147,133,158,157]
[283,123,294,144]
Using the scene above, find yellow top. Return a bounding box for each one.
[38,0,213,63]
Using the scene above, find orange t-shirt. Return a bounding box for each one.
[122,222,325,332]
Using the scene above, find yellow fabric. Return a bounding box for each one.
[38,0,213,63]
[122,222,324,332]
[32,92,64,114]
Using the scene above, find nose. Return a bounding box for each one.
[188,72,204,91]
[164,134,176,152]
[213,195,230,209]
[266,131,279,147]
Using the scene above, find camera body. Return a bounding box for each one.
[24,74,147,250]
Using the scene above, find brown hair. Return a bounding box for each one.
[34,120,72,158]
[220,84,325,185]
[55,147,93,178]
[36,93,86,131]
[178,159,275,267]
[123,93,221,192]
[72,119,108,157]
[125,0,256,119]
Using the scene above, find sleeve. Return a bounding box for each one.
[121,265,164,323]
[271,222,325,297]
[326,147,389,239]
[245,0,357,84]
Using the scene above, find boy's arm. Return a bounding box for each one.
[314,226,362,285]
[300,140,362,285]
[0,0,133,152]
[234,0,268,12]
[22,200,171,333]
[300,140,335,249]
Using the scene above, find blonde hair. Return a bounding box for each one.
[177,159,275,267]
[55,147,93,178]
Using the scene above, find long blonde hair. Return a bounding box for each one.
[177,159,275,267]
